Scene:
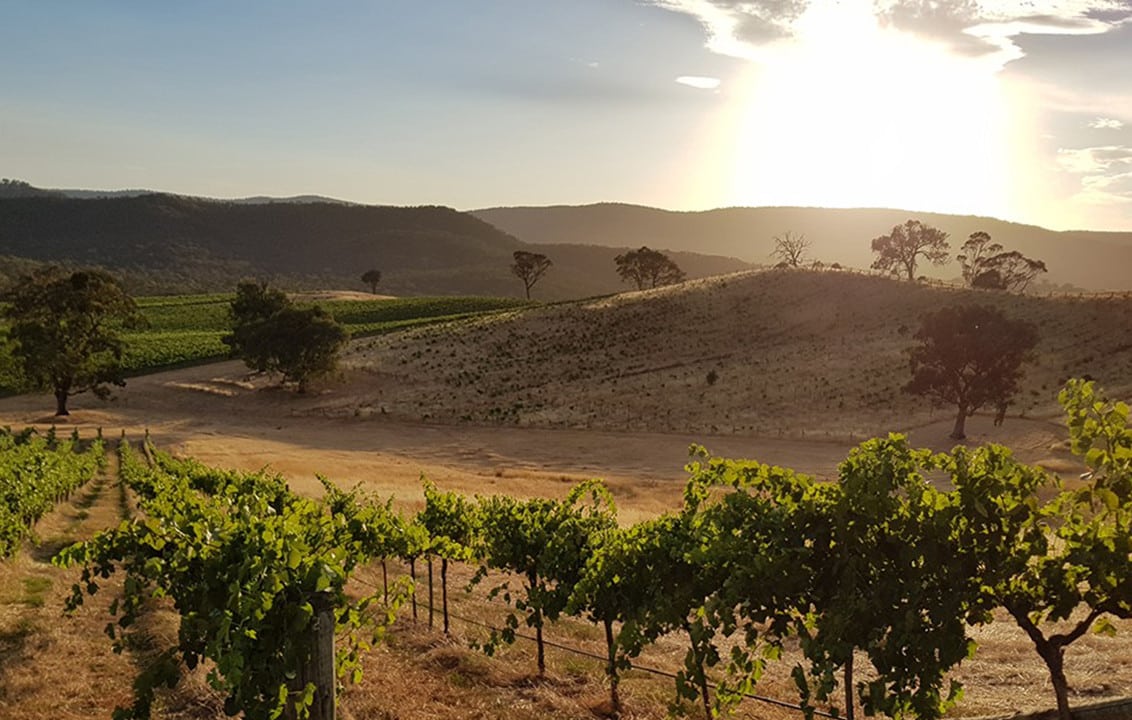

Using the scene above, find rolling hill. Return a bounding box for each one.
[333,269,1132,439]
[0,193,750,298]
[473,204,1132,292]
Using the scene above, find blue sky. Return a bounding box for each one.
[1,1,1130,230]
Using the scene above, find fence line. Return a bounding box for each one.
[777,264,1132,300]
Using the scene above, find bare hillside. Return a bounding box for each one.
[332,270,1132,439]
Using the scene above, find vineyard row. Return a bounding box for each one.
[53,379,1132,720]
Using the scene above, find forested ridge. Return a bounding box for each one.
[0,194,749,297]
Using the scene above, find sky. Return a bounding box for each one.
[1,1,1130,231]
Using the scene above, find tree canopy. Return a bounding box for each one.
[870,220,950,281]
[361,269,382,294]
[614,246,686,290]
[2,267,143,415]
[904,304,1039,439]
[223,281,348,393]
[770,231,810,268]
[510,250,551,300]
[957,232,1046,292]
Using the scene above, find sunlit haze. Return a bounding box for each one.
[1,1,1129,230]
[727,3,1013,219]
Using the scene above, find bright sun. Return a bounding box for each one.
[727,3,1015,218]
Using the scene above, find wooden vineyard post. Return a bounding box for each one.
[286,592,337,720]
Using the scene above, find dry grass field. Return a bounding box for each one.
[0,268,1130,719]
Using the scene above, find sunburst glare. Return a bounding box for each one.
[727,2,1016,218]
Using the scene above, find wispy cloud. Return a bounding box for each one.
[648,1,811,60]
[1089,117,1125,129]
[1058,145,1132,204]
[886,1,1132,65]
[675,75,721,89]
[646,1,1132,66]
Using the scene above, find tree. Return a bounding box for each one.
[799,437,976,720]
[263,306,348,393]
[957,233,1046,292]
[2,267,143,415]
[976,251,1047,293]
[570,511,719,717]
[224,281,291,373]
[956,231,1003,286]
[361,269,382,294]
[614,246,686,290]
[954,381,1132,720]
[770,231,810,268]
[417,481,476,634]
[474,480,616,675]
[870,220,950,281]
[904,305,1038,440]
[510,251,551,300]
[223,281,348,393]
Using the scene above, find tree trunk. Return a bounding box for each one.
[685,622,712,720]
[441,557,450,635]
[1009,605,1079,720]
[427,557,435,628]
[381,559,388,604]
[528,572,546,675]
[845,653,855,720]
[54,389,69,416]
[409,558,418,622]
[950,406,969,440]
[604,617,621,715]
[535,610,546,676]
[1036,642,1073,720]
[524,284,531,300]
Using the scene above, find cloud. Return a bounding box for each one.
[647,0,811,59]
[1089,117,1125,129]
[903,2,1132,64]
[1058,145,1132,204]
[646,0,1131,66]
[675,75,722,89]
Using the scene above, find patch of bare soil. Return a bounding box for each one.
[290,290,396,302]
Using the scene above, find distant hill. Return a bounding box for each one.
[0,179,63,199]
[473,203,1132,291]
[59,190,353,205]
[0,194,751,297]
[4,177,355,204]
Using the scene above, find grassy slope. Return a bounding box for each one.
[342,269,1132,438]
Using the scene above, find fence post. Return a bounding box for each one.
[310,592,337,720]
[287,592,336,720]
